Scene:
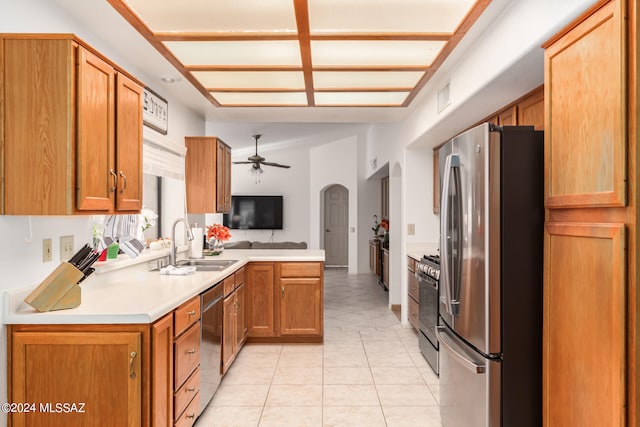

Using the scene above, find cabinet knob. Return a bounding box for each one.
[186,414,195,419]
[187,310,196,316]
[186,387,196,393]
[187,349,196,354]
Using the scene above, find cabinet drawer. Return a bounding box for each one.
[174,322,200,388]
[408,271,419,302]
[223,275,235,297]
[409,298,419,331]
[175,367,200,421]
[280,262,322,278]
[407,257,416,272]
[235,267,245,286]
[175,296,200,337]
[174,391,199,427]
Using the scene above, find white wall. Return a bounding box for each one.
[226,145,311,243]
[309,136,359,273]
[0,2,205,423]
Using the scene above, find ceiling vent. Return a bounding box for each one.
[437,82,450,113]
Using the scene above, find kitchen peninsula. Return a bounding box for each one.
[3,248,324,427]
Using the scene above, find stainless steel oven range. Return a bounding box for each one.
[416,254,440,374]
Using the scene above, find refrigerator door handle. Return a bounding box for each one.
[436,326,486,374]
[451,161,462,315]
[440,153,460,316]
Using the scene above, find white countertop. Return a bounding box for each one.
[3,249,325,325]
[406,242,439,261]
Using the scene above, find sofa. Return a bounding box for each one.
[223,240,308,249]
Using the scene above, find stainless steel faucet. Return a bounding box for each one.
[171,218,194,266]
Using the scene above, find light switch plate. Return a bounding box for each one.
[43,239,52,262]
[407,223,416,235]
[60,235,74,261]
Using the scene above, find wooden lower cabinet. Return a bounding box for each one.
[152,313,174,427]
[369,239,381,277]
[246,263,276,337]
[8,325,146,427]
[222,282,248,374]
[173,297,201,427]
[246,262,323,341]
[382,248,390,290]
[280,277,322,336]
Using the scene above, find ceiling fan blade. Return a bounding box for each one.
[233,161,254,164]
[262,161,291,169]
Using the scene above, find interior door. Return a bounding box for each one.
[324,184,348,266]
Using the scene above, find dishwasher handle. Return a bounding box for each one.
[201,283,224,311]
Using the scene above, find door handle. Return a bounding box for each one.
[436,327,485,374]
[109,169,118,193]
[119,171,127,193]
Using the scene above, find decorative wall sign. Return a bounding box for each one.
[142,87,168,135]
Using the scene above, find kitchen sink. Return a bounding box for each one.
[175,258,238,271]
[151,258,238,272]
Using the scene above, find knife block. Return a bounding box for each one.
[24,262,83,312]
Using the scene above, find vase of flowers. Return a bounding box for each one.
[206,223,232,255]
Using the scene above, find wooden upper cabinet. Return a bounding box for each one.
[0,35,144,215]
[216,141,232,213]
[185,136,231,213]
[518,88,545,130]
[497,105,518,126]
[543,0,626,208]
[115,73,143,211]
[76,47,116,211]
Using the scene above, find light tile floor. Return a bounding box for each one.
[196,268,441,426]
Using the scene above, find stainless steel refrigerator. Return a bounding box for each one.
[436,123,543,427]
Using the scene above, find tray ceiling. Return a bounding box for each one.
[108,0,490,109]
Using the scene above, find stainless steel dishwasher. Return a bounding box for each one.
[200,282,224,414]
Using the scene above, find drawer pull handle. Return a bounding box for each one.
[129,351,137,379]
[186,414,195,419]
[186,387,196,392]
[187,349,196,354]
[187,310,196,316]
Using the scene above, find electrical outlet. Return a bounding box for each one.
[43,239,52,262]
[407,223,416,236]
[60,235,74,261]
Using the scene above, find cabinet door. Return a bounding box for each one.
[222,295,236,374]
[382,249,389,288]
[235,283,247,350]
[152,313,173,427]
[544,0,625,208]
[543,222,625,426]
[11,331,142,427]
[246,263,276,337]
[280,278,322,336]
[216,140,232,213]
[518,88,544,130]
[76,47,115,211]
[185,137,217,213]
[497,105,518,126]
[115,73,143,211]
[2,38,75,215]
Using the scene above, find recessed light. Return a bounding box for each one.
[161,75,181,83]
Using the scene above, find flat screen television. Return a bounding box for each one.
[223,195,283,230]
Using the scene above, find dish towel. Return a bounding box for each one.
[160,265,197,275]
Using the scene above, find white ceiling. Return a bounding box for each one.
[45,0,513,128]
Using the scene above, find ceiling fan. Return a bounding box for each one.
[233,134,291,171]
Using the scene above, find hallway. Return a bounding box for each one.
[196,268,442,426]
